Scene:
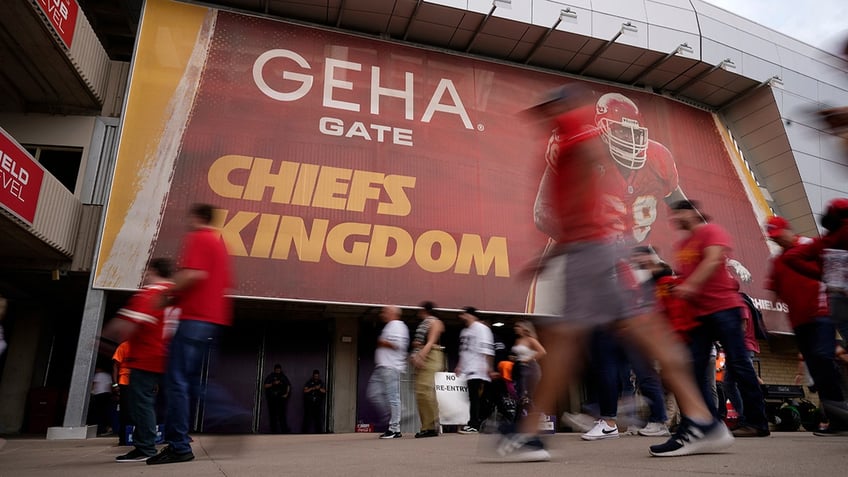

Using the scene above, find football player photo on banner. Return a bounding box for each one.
[95,0,788,331]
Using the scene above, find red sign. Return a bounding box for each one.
[0,128,45,225]
[35,0,79,49]
[103,3,789,331]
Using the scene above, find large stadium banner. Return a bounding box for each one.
[96,0,790,331]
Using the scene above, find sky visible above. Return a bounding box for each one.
[702,0,847,54]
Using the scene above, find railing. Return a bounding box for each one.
[29,173,83,257]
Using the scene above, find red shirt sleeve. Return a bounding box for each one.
[116,288,159,325]
[782,238,824,280]
[180,230,210,271]
[700,223,733,251]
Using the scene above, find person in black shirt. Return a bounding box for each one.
[264,364,291,433]
[302,369,327,433]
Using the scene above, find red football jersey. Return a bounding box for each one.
[117,282,178,373]
[540,112,678,246]
[673,223,744,316]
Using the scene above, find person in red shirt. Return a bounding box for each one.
[765,215,848,432]
[489,86,732,462]
[148,203,234,466]
[781,198,848,356]
[100,258,176,462]
[670,200,769,438]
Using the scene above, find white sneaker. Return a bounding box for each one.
[561,412,596,433]
[478,433,551,462]
[639,422,671,437]
[649,418,734,457]
[458,426,479,435]
[581,420,619,441]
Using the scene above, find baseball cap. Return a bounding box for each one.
[821,197,848,231]
[765,216,790,239]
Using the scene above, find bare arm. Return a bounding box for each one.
[528,337,547,361]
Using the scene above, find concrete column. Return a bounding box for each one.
[0,309,43,434]
[331,315,358,433]
[47,288,105,439]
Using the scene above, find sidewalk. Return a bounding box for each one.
[0,431,844,476]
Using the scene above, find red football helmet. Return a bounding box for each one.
[595,93,649,170]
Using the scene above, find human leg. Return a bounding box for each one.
[712,308,768,432]
[415,348,442,432]
[127,370,161,457]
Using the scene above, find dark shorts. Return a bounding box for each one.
[545,241,654,326]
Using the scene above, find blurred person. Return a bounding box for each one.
[512,321,546,416]
[765,215,848,431]
[456,306,495,435]
[112,341,132,446]
[302,369,326,434]
[89,367,113,436]
[99,258,177,462]
[484,85,731,462]
[367,306,409,439]
[669,200,769,438]
[410,301,445,438]
[147,204,233,465]
[264,364,291,434]
[527,92,685,316]
[782,198,848,348]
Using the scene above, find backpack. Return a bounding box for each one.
[740,292,768,340]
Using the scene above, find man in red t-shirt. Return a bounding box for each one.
[148,203,233,466]
[765,215,848,431]
[669,200,769,438]
[100,258,176,462]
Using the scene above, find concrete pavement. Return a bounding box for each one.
[0,431,845,476]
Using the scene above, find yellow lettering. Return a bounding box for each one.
[379,174,415,216]
[292,163,320,206]
[454,235,510,277]
[326,222,371,266]
[272,216,328,262]
[208,155,251,199]
[347,170,385,212]
[414,230,457,273]
[243,158,299,203]
[217,209,258,256]
[366,225,413,268]
[312,166,352,210]
[250,213,280,258]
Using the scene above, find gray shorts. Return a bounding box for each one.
[546,241,654,326]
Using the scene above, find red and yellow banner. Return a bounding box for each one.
[96,0,789,331]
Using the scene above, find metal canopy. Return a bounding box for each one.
[0,0,766,114]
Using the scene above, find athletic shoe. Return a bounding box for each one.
[638,422,671,437]
[649,418,734,457]
[458,426,479,435]
[415,430,438,438]
[622,426,642,436]
[561,412,596,433]
[479,433,551,462]
[813,427,848,437]
[581,420,619,441]
[822,400,848,426]
[115,448,151,463]
[379,431,402,439]
[731,425,770,437]
[146,445,195,465]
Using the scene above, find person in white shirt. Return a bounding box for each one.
[456,306,495,434]
[367,306,410,439]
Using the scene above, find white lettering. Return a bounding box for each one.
[252,49,313,101]
[252,48,475,130]
[324,58,361,112]
[318,117,413,146]
[0,152,29,186]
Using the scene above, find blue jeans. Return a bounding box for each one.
[592,328,667,423]
[128,369,162,456]
[164,320,222,454]
[367,366,402,432]
[688,307,768,430]
[795,318,844,402]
